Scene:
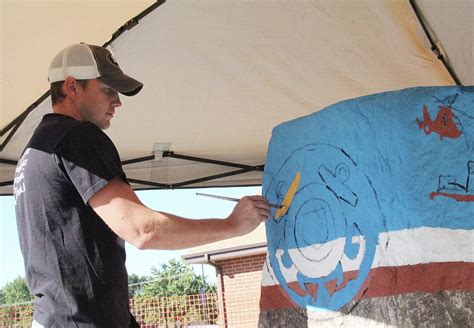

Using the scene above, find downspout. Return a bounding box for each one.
[206,255,227,328]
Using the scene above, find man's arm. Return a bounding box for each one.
[89,178,270,250]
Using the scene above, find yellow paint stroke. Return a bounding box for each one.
[275,171,301,220]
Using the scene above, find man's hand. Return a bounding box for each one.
[226,196,271,236]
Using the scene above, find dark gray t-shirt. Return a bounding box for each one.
[14,113,134,327]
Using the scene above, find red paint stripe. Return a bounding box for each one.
[260,262,474,310]
[429,192,474,202]
[260,283,298,310]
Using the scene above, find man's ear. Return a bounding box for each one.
[63,76,78,98]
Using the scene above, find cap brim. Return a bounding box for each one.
[99,73,143,96]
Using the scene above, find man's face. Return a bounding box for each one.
[75,79,122,130]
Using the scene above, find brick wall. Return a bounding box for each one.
[215,253,266,327]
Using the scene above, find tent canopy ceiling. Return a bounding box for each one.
[1,0,472,195]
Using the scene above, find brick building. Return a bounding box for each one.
[182,224,267,327]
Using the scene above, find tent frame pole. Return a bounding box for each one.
[162,151,264,171]
[123,151,264,189]
[409,0,462,86]
[0,152,264,191]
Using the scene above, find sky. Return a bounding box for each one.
[0,186,262,289]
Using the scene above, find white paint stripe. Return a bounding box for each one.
[262,227,474,286]
[375,227,474,266]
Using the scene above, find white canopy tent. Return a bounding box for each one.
[1,0,472,195]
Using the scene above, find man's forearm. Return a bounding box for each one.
[136,211,236,250]
[90,179,270,251]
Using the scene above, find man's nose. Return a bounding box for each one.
[113,94,122,107]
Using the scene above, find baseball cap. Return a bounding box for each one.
[48,43,143,96]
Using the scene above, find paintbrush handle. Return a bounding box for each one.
[196,192,283,209]
[196,193,240,202]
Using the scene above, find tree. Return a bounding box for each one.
[141,258,216,298]
[1,277,34,304]
[133,259,218,326]
[128,273,149,298]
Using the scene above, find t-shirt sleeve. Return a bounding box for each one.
[56,122,127,204]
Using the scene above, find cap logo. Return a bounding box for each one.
[107,53,119,67]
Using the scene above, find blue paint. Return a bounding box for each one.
[263,86,474,310]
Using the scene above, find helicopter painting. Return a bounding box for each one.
[416,105,462,140]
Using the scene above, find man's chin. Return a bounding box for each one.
[93,122,110,130]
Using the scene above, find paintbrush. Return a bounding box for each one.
[196,192,284,209]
